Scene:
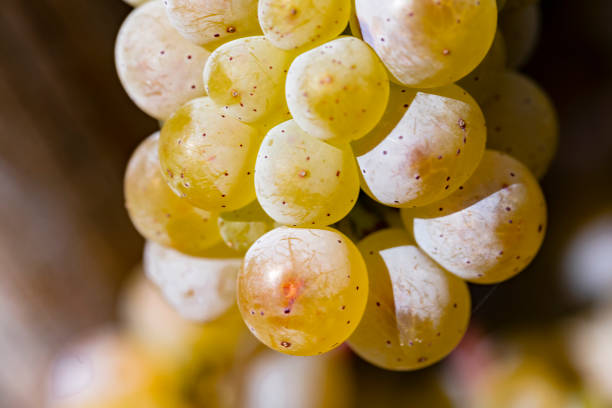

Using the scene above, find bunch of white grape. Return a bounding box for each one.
[117,0,557,372]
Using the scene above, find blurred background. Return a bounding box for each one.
[0,0,611,407]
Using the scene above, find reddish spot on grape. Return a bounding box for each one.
[281,341,291,348]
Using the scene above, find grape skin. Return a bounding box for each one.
[348,229,470,371]
[402,150,547,284]
[159,97,261,212]
[237,227,368,356]
[124,133,221,256]
[115,0,210,120]
[355,0,498,88]
[217,200,279,253]
[353,83,486,208]
[500,3,541,68]
[286,36,390,141]
[123,0,151,7]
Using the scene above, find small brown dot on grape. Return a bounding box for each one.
[281,341,291,348]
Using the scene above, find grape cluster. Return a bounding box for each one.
[118,0,557,370]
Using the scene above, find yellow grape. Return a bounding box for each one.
[500,3,541,68]
[402,150,547,284]
[237,227,368,356]
[123,0,151,6]
[353,83,486,208]
[115,1,210,120]
[159,97,261,212]
[355,0,498,88]
[203,36,295,123]
[286,36,390,141]
[254,120,360,227]
[124,132,221,256]
[258,0,351,51]
[163,0,260,48]
[347,229,470,371]
[483,71,558,179]
[218,200,278,253]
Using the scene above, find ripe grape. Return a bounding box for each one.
[218,200,279,253]
[123,0,150,6]
[348,229,470,370]
[115,0,210,120]
[159,97,261,212]
[403,150,547,284]
[500,3,541,68]
[203,36,295,123]
[258,0,351,51]
[286,36,390,141]
[482,71,558,179]
[237,227,368,356]
[163,0,260,48]
[124,132,221,256]
[355,0,498,88]
[255,120,360,226]
[353,83,486,208]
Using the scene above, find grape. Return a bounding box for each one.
[482,71,558,179]
[496,0,507,11]
[258,0,351,51]
[163,0,260,48]
[124,132,222,256]
[353,83,486,208]
[123,0,151,7]
[237,226,368,356]
[218,200,278,253]
[115,1,210,120]
[254,120,360,226]
[159,97,261,212]
[143,241,241,322]
[347,229,470,370]
[285,36,390,141]
[500,3,540,68]
[402,150,547,284]
[203,36,295,123]
[355,0,497,88]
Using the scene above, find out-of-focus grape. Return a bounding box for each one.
[115,0,210,120]
[500,3,541,68]
[286,36,389,142]
[123,0,151,7]
[124,132,222,256]
[403,150,547,284]
[355,0,498,88]
[255,120,360,227]
[159,97,260,212]
[353,83,486,208]
[237,227,368,356]
[258,0,351,51]
[217,200,278,253]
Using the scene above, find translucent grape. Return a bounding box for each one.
[115,0,210,120]
[355,0,498,88]
[500,3,541,68]
[218,200,278,253]
[255,120,360,226]
[347,229,470,370]
[203,36,295,123]
[237,227,368,356]
[286,36,390,141]
[353,83,486,208]
[124,132,221,256]
[482,71,558,179]
[258,0,351,51]
[159,97,261,212]
[163,0,260,48]
[402,150,547,284]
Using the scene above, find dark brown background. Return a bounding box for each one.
[0,0,611,406]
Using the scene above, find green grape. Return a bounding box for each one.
[482,71,558,179]
[115,1,210,120]
[124,133,222,256]
[349,0,362,38]
[355,0,497,88]
[237,226,368,356]
[286,36,390,141]
[159,97,261,212]
[500,3,540,68]
[258,0,351,51]
[347,229,470,371]
[402,150,547,284]
[203,36,295,123]
[218,200,278,253]
[163,0,260,49]
[143,241,241,322]
[353,83,486,208]
[254,120,360,227]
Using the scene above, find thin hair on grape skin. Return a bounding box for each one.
[471,283,501,315]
